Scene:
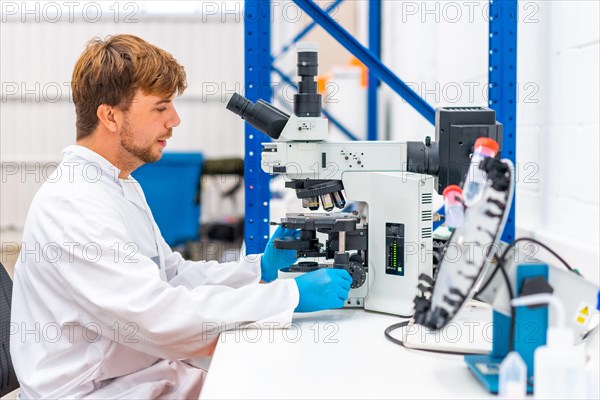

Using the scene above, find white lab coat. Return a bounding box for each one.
[10,145,299,399]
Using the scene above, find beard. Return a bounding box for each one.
[120,120,166,164]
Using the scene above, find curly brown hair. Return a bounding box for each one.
[71,34,187,140]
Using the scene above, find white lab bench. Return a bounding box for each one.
[200,308,496,399]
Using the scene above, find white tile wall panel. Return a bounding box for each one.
[547,46,600,127]
[516,17,547,129]
[548,1,600,54]
[515,125,541,193]
[516,190,542,235]
[543,125,599,206]
[544,195,599,246]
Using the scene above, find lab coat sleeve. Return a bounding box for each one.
[45,195,299,360]
[161,236,263,290]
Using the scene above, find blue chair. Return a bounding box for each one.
[133,153,204,247]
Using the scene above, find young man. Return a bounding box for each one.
[10,34,352,398]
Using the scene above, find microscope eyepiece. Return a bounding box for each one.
[226,92,252,116]
[226,93,290,140]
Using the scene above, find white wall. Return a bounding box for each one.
[517,1,599,283]
[1,3,245,235]
[383,1,599,283]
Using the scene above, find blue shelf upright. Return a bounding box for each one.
[367,1,381,141]
[489,0,517,242]
[243,1,272,254]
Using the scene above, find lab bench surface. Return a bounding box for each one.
[200,308,496,399]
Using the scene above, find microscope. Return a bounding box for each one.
[227,43,503,316]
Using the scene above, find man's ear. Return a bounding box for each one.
[96,104,121,133]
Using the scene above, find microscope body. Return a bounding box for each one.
[265,140,434,316]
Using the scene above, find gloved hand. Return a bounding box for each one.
[294,268,352,313]
[261,226,299,282]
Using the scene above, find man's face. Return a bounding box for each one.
[119,90,181,165]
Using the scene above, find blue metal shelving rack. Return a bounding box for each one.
[243,0,517,252]
[243,1,272,255]
[489,0,518,243]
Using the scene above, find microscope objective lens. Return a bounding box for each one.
[320,193,334,211]
[333,191,346,209]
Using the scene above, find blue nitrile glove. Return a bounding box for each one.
[261,226,299,282]
[294,268,352,312]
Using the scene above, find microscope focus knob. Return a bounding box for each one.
[347,262,367,289]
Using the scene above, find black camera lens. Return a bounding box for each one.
[294,48,322,117]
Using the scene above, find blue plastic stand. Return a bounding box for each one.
[465,264,549,394]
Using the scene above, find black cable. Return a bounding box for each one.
[497,237,578,274]
[384,321,410,347]
[474,237,580,301]
[384,320,484,356]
